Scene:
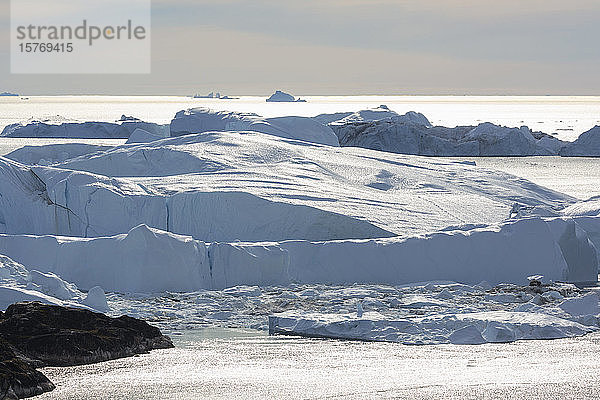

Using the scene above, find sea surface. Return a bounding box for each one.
[2,95,600,141]
[37,328,600,400]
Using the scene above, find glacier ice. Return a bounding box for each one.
[0,131,575,241]
[560,126,600,157]
[0,216,595,293]
[1,119,169,139]
[1,108,599,345]
[170,108,338,146]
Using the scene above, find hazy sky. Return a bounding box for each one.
[1,0,599,95]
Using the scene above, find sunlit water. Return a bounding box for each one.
[37,328,600,399]
[2,95,600,141]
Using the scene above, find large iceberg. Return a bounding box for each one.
[1,119,169,139]
[0,131,575,240]
[170,107,338,146]
[332,118,563,157]
[0,215,596,293]
[1,111,599,345]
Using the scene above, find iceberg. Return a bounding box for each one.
[0,131,574,240]
[5,143,112,165]
[268,310,597,344]
[266,90,306,102]
[170,107,338,146]
[0,253,100,311]
[326,106,431,127]
[0,215,596,293]
[332,119,563,157]
[1,119,169,139]
[560,126,600,157]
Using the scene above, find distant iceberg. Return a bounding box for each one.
[192,92,238,100]
[0,92,19,97]
[266,90,306,102]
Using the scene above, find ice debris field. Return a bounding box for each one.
[0,105,599,345]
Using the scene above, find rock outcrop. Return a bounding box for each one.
[0,302,173,398]
[0,302,173,367]
[0,338,54,400]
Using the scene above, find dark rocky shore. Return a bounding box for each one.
[0,302,173,399]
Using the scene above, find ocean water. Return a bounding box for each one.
[37,328,600,400]
[2,95,600,141]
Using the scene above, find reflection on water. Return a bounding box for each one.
[37,328,600,399]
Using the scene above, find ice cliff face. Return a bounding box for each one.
[0,215,597,293]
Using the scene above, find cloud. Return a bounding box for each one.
[1,0,599,94]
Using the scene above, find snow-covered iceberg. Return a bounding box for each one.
[1,119,169,139]
[170,107,338,146]
[0,214,596,293]
[5,143,112,165]
[0,253,105,311]
[125,128,166,144]
[560,126,600,157]
[322,106,431,127]
[332,119,563,157]
[0,131,574,240]
[268,309,597,344]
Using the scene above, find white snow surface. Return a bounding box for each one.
[0,131,576,241]
[0,253,102,311]
[5,143,112,165]
[125,128,168,144]
[170,108,339,146]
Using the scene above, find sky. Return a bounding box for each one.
[0,0,599,95]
